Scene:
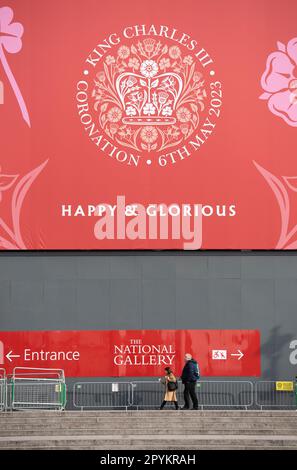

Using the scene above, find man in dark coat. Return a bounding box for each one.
[181,353,199,410]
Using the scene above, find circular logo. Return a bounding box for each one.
[76,26,222,168]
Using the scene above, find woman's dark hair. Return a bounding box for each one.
[165,367,172,374]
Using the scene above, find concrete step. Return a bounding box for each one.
[1,410,296,450]
[18,445,297,450]
[0,434,296,450]
[1,428,297,437]
[2,422,297,429]
[2,410,297,417]
[0,410,297,423]
[6,444,297,450]
[2,420,297,429]
[2,410,297,415]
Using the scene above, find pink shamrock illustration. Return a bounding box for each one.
[254,160,297,249]
[0,159,48,249]
[0,6,30,126]
[260,38,297,127]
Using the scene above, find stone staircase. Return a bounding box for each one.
[0,410,297,450]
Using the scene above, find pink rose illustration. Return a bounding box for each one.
[0,6,30,126]
[260,38,297,127]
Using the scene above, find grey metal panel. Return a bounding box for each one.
[241,257,275,279]
[175,256,208,279]
[176,280,209,329]
[77,257,111,279]
[42,257,78,280]
[10,281,44,316]
[241,280,275,326]
[0,280,11,327]
[142,280,176,329]
[43,280,77,328]
[141,257,176,280]
[0,258,43,281]
[272,257,297,278]
[76,280,109,329]
[0,252,297,378]
[273,280,297,378]
[0,280,10,313]
[208,256,241,279]
[109,280,140,329]
[241,279,275,378]
[208,280,241,328]
[110,257,141,279]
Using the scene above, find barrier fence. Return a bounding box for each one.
[255,381,296,409]
[0,368,6,411]
[73,382,132,410]
[10,367,67,411]
[0,371,296,411]
[73,380,255,410]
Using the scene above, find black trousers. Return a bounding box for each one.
[183,382,198,409]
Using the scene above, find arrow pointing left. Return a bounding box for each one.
[6,351,21,362]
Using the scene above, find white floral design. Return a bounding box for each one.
[176,107,191,122]
[169,46,181,59]
[183,55,193,66]
[128,57,140,70]
[140,60,159,78]
[107,107,122,122]
[143,103,156,115]
[140,126,158,143]
[105,55,115,65]
[162,106,173,116]
[159,57,170,70]
[118,46,130,59]
[91,38,207,153]
[125,106,137,116]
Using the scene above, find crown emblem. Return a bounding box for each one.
[116,60,183,125]
[91,39,207,153]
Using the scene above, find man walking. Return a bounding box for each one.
[181,353,199,410]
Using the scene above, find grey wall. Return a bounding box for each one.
[0,252,297,379]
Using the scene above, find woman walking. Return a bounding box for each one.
[160,367,179,410]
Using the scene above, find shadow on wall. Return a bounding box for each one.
[261,326,294,379]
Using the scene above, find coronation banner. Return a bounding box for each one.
[0,0,297,249]
[0,329,261,376]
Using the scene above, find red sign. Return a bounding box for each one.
[0,329,261,377]
[1,1,296,249]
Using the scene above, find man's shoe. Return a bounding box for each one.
[181,406,189,410]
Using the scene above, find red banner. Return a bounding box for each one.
[1,0,297,249]
[0,329,261,377]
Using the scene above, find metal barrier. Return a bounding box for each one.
[131,380,254,410]
[0,368,6,411]
[72,380,254,410]
[196,381,254,409]
[2,375,296,411]
[131,381,166,409]
[11,367,66,411]
[255,381,296,409]
[73,382,133,410]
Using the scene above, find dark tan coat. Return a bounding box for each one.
[161,372,177,402]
